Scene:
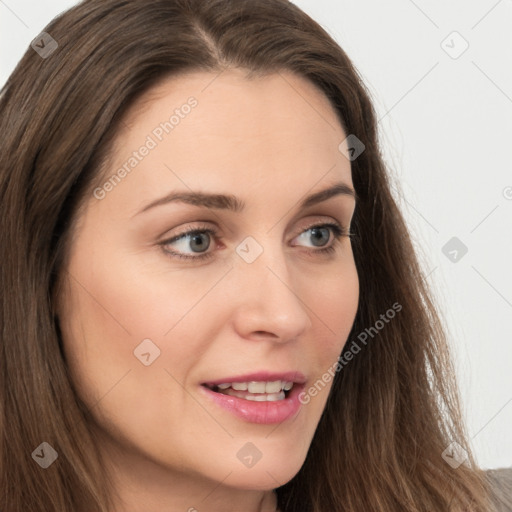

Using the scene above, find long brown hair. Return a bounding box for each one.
[0,0,495,510]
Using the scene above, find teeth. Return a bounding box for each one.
[247,381,266,393]
[245,391,285,401]
[207,380,296,401]
[221,388,286,401]
[211,380,295,392]
[265,380,282,393]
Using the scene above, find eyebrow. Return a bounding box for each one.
[136,181,356,216]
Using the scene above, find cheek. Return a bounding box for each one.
[62,244,226,350]
[301,299,358,414]
[301,261,359,410]
[57,264,214,462]
[58,249,228,421]
[308,258,359,358]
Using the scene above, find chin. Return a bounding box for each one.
[214,443,308,490]
[225,462,303,491]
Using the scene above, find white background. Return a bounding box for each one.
[1,0,511,470]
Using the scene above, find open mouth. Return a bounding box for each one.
[202,380,295,402]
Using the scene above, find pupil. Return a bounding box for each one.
[311,227,329,247]
[190,233,210,252]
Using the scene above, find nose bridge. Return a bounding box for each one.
[236,232,292,290]
[230,233,312,339]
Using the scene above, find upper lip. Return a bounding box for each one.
[201,371,307,387]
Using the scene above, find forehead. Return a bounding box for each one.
[96,69,353,216]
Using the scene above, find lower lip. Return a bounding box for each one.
[199,383,305,424]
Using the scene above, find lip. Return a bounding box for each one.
[201,370,307,387]
[199,380,306,424]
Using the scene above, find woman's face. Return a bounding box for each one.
[57,69,359,499]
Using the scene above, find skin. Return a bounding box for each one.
[57,69,359,512]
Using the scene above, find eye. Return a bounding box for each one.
[294,223,340,248]
[161,224,217,261]
[292,222,351,257]
[160,222,352,261]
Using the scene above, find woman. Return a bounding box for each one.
[0,0,500,510]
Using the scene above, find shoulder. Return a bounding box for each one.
[486,467,512,511]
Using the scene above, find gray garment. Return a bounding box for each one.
[487,468,512,511]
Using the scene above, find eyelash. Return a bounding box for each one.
[160,222,353,261]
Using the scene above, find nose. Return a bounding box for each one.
[228,239,313,343]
